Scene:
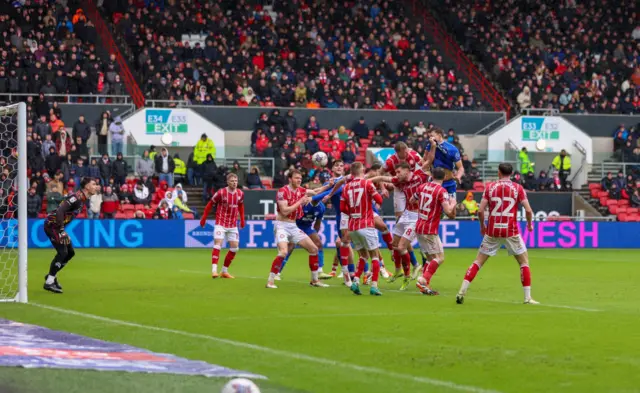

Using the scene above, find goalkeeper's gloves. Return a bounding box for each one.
[59,231,70,245]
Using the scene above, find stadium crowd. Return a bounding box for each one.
[613,123,640,162]
[108,0,485,111]
[434,0,640,114]
[0,0,126,101]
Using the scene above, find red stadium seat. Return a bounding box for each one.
[597,191,608,198]
[628,214,640,222]
[77,212,87,219]
[126,211,135,219]
[619,199,630,206]
[115,212,127,219]
[609,205,619,214]
[606,199,618,207]
[183,213,194,219]
[599,197,608,206]
[617,207,628,215]
[588,183,601,190]
[618,213,628,222]
[122,204,135,212]
[134,204,145,210]
[626,208,639,214]
[261,177,273,189]
[590,189,600,198]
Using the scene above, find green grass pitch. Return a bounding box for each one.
[1,248,640,393]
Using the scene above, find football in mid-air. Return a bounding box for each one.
[312,151,328,167]
[221,378,261,393]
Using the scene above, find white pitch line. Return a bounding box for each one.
[29,303,503,393]
[179,270,602,312]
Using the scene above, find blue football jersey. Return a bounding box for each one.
[296,202,326,229]
[426,141,461,193]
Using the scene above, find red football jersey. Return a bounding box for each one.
[341,178,378,230]
[415,182,448,235]
[391,168,430,211]
[483,179,527,238]
[211,187,244,228]
[276,185,307,221]
[383,149,422,176]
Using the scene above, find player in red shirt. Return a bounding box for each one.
[410,167,457,295]
[200,173,245,279]
[370,157,432,290]
[340,163,384,296]
[267,169,334,289]
[456,163,539,305]
[382,142,422,219]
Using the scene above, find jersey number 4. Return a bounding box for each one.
[347,188,364,207]
[490,197,515,217]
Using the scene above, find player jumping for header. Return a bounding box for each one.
[267,170,334,289]
[456,163,539,305]
[200,173,245,279]
[43,177,98,293]
[426,127,464,200]
[411,167,457,295]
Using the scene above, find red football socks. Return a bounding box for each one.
[371,259,380,282]
[309,254,319,272]
[520,265,531,287]
[211,247,220,265]
[271,256,284,274]
[340,246,351,266]
[423,259,440,284]
[223,250,236,268]
[464,262,480,283]
[401,252,411,276]
[393,250,402,269]
[382,232,393,250]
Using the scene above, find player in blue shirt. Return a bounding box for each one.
[277,194,331,279]
[425,128,464,200]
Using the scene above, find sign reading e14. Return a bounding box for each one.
[145,109,188,134]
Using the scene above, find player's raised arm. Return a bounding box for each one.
[422,138,436,170]
[368,175,393,184]
[278,196,311,216]
[454,159,465,183]
[306,178,335,196]
[321,177,347,202]
[442,195,457,219]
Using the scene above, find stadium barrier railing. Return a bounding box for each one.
[0,93,133,105]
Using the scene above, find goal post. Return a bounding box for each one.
[0,102,28,303]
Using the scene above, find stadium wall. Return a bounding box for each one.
[23,220,640,249]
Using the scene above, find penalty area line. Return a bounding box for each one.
[29,302,503,393]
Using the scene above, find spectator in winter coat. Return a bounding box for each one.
[96,111,111,156]
[201,154,218,201]
[72,115,91,144]
[173,184,188,203]
[613,172,627,190]
[305,116,320,135]
[352,117,369,139]
[230,161,247,188]
[119,184,133,205]
[98,154,112,186]
[35,115,52,140]
[88,186,103,219]
[523,172,538,191]
[601,172,614,191]
[101,186,119,218]
[187,152,199,186]
[155,148,175,187]
[246,166,265,189]
[632,189,640,208]
[133,182,151,206]
[56,130,72,157]
[60,154,75,183]
[305,134,319,154]
[75,137,89,161]
[112,152,129,187]
[173,154,187,184]
[109,116,125,155]
[341,145,356,164]
[173,195,197,218]
[141,175,155,195]
[27,188,42,218]
[136,150,155,177]
[41,134,55,158]
[155,200,173,219]
[88,158,101,183]
[608,183,621,200]
[194,133,215,164]
[46,184,63,213]
[537,171,552,191]
[72,158,88,188]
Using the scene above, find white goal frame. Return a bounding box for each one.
[0,103,27,303]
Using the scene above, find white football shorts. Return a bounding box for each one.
[417,234,443,256]
[392,210,418,241]
[393,187,406,214]
[274,221,308,245]
[349,228,380,251]
[478,235,527,256]
[213,225,239,242]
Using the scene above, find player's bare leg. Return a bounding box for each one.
[267,241,290,289]
[330,252,339,277]
[298,236,328,287]
[220,240,239,278]
[374,216,392,278]
[310,233,331,280]
[515,252,538,304]
[456,252,489,304]
[389,234,404,282]
[339,230,355,280]
[396,235,413,291]
[416,252,443,296]
[335,238,353,287]
[275,243,295,281]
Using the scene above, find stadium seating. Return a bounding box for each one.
[0,2,121,100]
[433,0,640,114]
[105,0,487,110]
